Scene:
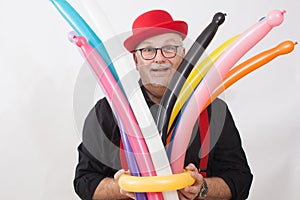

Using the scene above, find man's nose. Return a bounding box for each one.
[154,49,167,63]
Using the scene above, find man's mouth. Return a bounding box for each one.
[150,67,172,77]
[151,67,170,72]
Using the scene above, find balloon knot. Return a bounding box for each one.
[68,31,77,44]
[74,36,87,47]
[295,41,298,45]
[281,10,287,14]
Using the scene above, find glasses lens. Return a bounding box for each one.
[162,46,177,58]
[141,47,156,60]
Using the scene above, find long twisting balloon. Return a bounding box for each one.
[204,40,297,110]
[73,35,163,200]
[118,123,147,200]
[77,2,179,199]
[119,171,195,192]
[170,10,286,173]
[156,12,226,142]
[167,34,239,133]
[68,33,143,177]
[52,1,175,198]
[50,0,120,82]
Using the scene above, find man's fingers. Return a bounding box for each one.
[178,190,189,200]
[120,189,135,199]
[185,163,197,171]
[192,171,203,183]
[184,185,200,194]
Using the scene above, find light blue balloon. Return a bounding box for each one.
[50,0,119,81]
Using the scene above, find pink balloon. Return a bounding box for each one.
[170,10,286,173]
[74,35,162,199]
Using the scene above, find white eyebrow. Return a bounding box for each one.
[138,41,153,46]
[164,38,179,43]
[137,35,183,48]
[162,38,183,46]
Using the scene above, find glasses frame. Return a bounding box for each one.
[134,45,182,60]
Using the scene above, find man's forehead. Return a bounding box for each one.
[137,33,182,48]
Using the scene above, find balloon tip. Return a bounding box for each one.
[68,31,77,43]
[295,41,298,45]
[282,10,287,14]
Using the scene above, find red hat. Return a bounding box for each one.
[124,10,188,52]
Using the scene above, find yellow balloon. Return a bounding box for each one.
[118,171,195,192]
[168,34,240,132]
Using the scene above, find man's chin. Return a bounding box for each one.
[143,82,167,90]
[143,83,167,97]
[149,81,169,88]
[148,77,170,88]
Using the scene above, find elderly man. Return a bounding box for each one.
[74,10,253,200]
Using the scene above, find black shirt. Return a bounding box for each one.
[73,86,253,200]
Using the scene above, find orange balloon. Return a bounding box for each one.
[203,40,297,110]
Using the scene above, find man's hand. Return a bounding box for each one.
[114,164,204,200]
[178,163,203,200]
[114,169,136,199]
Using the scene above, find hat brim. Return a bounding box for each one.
[124,20,188,52]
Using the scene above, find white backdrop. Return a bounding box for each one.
[0,0,299,199]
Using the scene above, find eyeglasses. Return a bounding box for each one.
[134,45,182,60]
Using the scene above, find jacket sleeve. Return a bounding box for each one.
[208,99,253,200]
[73,99,120,200]
[73,143,115,200]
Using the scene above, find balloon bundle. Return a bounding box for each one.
[50,0,296,199]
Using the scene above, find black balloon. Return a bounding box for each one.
[155,12,226,142]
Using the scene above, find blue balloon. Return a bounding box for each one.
[50,0,119,81]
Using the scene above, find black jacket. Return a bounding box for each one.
[73,87,253,200]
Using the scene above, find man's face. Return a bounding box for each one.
[134,33,185,91]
